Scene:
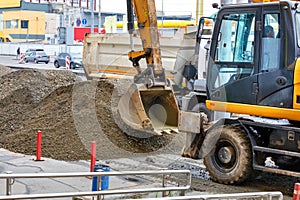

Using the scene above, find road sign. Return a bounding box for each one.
[82,18,87,25]
[76,19,81,26]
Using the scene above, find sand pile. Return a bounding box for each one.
[0,66,183,161]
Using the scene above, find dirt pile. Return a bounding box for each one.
[0,66,182,161]
[0,66,87,160]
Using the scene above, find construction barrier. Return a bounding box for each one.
[294,183,300,200]
[65,56,70,70]
[19,53,24,64]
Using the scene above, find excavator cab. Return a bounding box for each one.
[118,0,179,136]
[206,1,300,121]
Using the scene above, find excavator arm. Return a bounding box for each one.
[127,0,166,87]
[117,0,179,136]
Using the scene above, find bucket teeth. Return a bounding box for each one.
[163,129,172,135]
[153,128,178,135]
[153,130,163,136]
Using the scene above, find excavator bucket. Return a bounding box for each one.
[118,83,179,136]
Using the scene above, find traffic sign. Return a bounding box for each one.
[82,18,87,25]
[76,18,81,26]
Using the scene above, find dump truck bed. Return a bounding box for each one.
[82,30,196,81]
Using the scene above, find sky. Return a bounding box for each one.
[100,0,220,19]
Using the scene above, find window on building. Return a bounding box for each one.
[6,20,19,29]
[21,20,29,29]
[11,20,18,28]
[6,20,11,29]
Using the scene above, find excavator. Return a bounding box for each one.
[118,0,300,184]
[193,0,300,184]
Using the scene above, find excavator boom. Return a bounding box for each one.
[129,0,163,74]
[126,0,166,86]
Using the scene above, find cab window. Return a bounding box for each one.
[261,13,280,72]
[215,13,255,63]
[296,12,300,47]
[212,12,255,89]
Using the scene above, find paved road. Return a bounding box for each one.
[0,55,86,80]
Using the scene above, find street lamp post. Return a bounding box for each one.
[161,0,164,28]
[98,0,101,33]
[91,0,94,33]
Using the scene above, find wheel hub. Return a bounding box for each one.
[218,146,234,164]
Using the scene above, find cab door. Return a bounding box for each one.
[257,4,295,109]
[207,7,260,105]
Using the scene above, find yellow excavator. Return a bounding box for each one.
[182,0,300,184]
[119,0,300,184]
[118,0,179,136]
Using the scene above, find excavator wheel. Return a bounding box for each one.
[202,125,253,184]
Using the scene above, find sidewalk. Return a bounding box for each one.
[0,149,148,198]
[0,148,197,199]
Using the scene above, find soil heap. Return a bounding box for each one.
[0,66,183,161]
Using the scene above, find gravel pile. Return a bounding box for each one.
[0,65,182,161]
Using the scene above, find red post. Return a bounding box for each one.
[36,131,42,161]
[79,0,81,8]
[90,141,96,172]
[294,183,300,200]
[86,0,89,9]
[94,0,96,11]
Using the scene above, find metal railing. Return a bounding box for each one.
[127,191,283,200]
[0,169,191,199]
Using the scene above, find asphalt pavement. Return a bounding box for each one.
[0,55,86,80]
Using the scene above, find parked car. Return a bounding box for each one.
[54,53,82,69]
[24,49,50,64]
[24,48,44,56]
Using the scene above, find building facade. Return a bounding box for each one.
[2,10,46,42]
[0,0,221,43]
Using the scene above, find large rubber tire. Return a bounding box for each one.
[203,125,252,184]
[191,103,212,122]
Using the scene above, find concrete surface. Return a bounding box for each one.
[0,148,198,199]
